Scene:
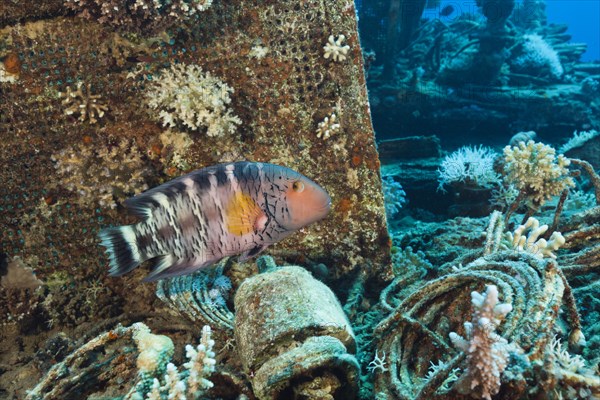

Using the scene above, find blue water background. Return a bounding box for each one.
[420,0,600,61]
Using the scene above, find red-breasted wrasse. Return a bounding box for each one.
[99,162,331,281]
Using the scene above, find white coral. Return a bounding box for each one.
[316,113,340,140]
[184,325,216,395]
[449,285,519,400]
[145,64,241,137]
[558,130,599,154]
[437,145,500,191]
[514,34,563,78]
[60,82,108,124]
[503,140,574,205]
[500,217,566,259]
[323,35,350,62]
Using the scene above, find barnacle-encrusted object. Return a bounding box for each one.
[373,251,587,399]
[156,267,234,331]
[26,323,142,400]
[60,82,108,124]
[234,262,359,399]
[64,0,212,33]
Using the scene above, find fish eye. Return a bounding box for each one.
[292,181,305,192]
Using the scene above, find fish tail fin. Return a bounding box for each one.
[98,225,142,277]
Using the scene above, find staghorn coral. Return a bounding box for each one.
[449,285,520,400]
[51,137,153,208]
[64,0,212,34]
[60,82,108,124]
[145,64,241,137]
[26,322,217,400]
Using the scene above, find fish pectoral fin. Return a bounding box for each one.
[238,244,268,263]
[143,255,215,282]
[225,192,266,236]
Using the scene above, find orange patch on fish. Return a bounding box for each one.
[225,192,265,236]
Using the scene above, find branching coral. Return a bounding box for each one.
[316,113,340,140]
[500,217,566,259]
[449,285,520,400]
[64,0,213,34]
[559,130,599,154]
[26,322,217,400]
[323,35,350,62]
[145,64,241,137]
[373,251,583,400]
[60,82,108,124]
[129,324,216,400]
[503,140,574,206]
[51,138,153,208]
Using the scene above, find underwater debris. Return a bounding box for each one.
[156,265,234,331]
[26,323,142,400]
[234,262,359,399]
[59,82,108,124]
[51,137,152,208]
[373,250,585,399]
[449,285,520,400]
[316,112,341,140]
[26,322,217,400]
[145,64,241,137]
[323,34,350,62]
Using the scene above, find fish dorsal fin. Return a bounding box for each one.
[225,192,265,236]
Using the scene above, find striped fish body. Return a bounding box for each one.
[99,162,331,281]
